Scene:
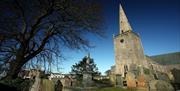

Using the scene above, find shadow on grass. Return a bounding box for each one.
[0,83,17,91]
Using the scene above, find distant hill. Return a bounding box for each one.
[149,52,180,65]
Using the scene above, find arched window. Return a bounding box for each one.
[124,65,128,72]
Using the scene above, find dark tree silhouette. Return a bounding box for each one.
[71,55,100,81]
[0,0,104,79]
[105,69,111,76]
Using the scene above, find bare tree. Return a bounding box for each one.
[0,0,104,79]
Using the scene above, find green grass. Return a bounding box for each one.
[95,87,136,91]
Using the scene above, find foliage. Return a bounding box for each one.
[0,0,104,79]
[105,70,111,76]
[0,78,34,91]
[71,55,101,81]
[143,67,150,75]
[150,52,180,65]
[39,71,49,79]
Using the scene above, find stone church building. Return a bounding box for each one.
[110,4,175,90]
[114,5,148,78]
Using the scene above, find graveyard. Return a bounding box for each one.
[0,0,180,91]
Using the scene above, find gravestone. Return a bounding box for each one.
[82,54,93,87]
[83,72,93,87]
[55,80,63,91]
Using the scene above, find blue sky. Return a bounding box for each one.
[54,0,180,74]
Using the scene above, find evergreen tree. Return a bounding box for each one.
[71,55,100,81]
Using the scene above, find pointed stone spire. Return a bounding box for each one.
[119,4,132,34]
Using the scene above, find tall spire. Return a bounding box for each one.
[119,4,132,34]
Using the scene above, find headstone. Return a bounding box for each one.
[63,76,72,87]
[30,71,40,91]
[82,54,93,87]
[83,73,92,87]
[55,80,63,91]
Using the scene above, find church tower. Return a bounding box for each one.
[113,4,147,78]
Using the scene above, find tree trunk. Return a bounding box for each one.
[4,60,25,80]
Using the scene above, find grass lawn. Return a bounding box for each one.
[96,87,136,91]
